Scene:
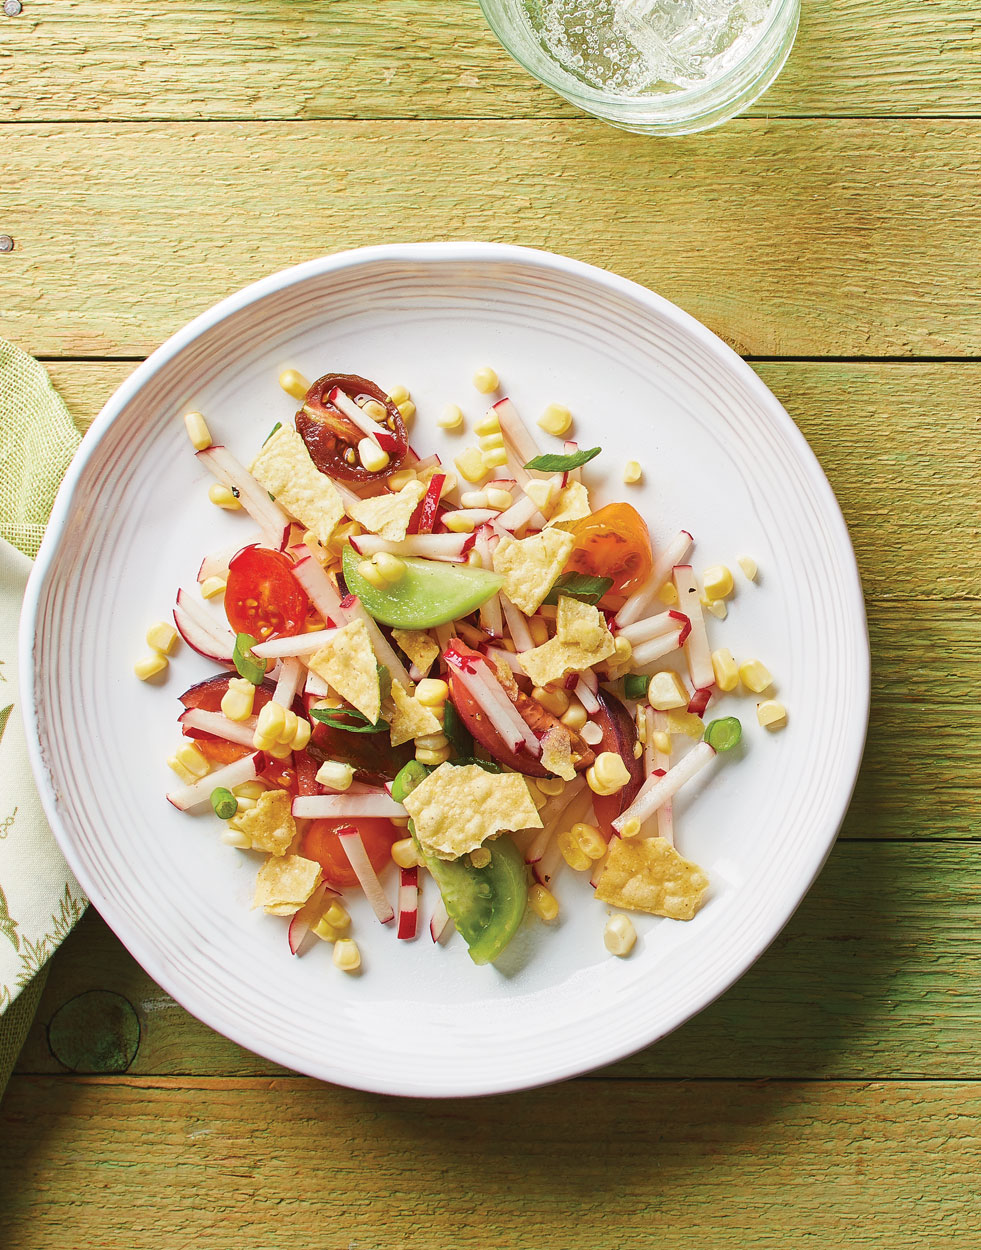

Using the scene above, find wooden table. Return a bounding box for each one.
[1,3,979,1245]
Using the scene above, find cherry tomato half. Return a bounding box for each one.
[224,545,311,642]
[300,819,401,889]
[295,372,408,483]
[589,689,645,839]
[564,502,653,610]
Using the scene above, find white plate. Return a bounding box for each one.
[22,243,869,1097]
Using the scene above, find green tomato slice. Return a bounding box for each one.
[412,826,529,966]
[342,545,503,629]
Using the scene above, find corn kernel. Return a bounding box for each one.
[621,460,643,485]
[221,827,253,849]
[358,438,390,474]
[711,648,739,692]
[474,411,501,437]
[316,759,354,791]
[466,551,482,567]
[256,701,286,741]
[233,780,266,800]
[416,745,451,766]
[397,400,416,423]
[373,552,406,584]
[620,817,642,838]
[581,720,603,746]
[278,368,310,400]
[537,403,572,437]
[324,901,350,934]
[444,511,477,534]
[535,776,566,797]
[703,598,728,620]
[438,404,465,430]
[739,659,773,694]
[482,447,508,470]
[604,913,637,957]
[313,915,343,943]
[235,796,258,813]
[454,447,488,483]
[528,616,550,646]
[479,431,505,451]
[702,564,734,600]
[560,700,588,731]
[333,938,361,972]
[386,468,418,491]
[200,575,227,600]
[134,653,168,681]
[460,490,489,509]
[208,482,241,510]
[416,678,449,707]
[557,830,591,871]
[657,582,679,606]
[486,487,513,510]
[438,472,458,497]
[573,823,607,860]
[359,399,387,421]
[267,741,294,760]
[614,636,633,660]
[528,883,559,922]
[387,384,410,406]
[291,718,312,752]
[633,739,643,758]
[279,709,299,743]
[757,700,788,730]
[391,838,420,869]
[146,621,178,655]
[167,754,196,783]
[357,558,388,589]
[221,677,256,721]
[587,751,632,796]
[414,732,449,751]
[738,555,758,581]
[652,730,672,755]
[251,732,277,753]
[183,410,212,450]
[469,847,492,869]
[176,741,210,779]
[524,478,556,511]
[646,671,689,711]
[472,367,499,394]
[532,685,569,716]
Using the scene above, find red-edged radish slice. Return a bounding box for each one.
[173,589,236,663]
[411,453,442,475]
[178,708,256,747]
[687,686,714,717]
[288,879,334,956]
[167,751,264,811]
[291,556,348,626]
[430,894,453,943]
[407,472,446,536]
[397,866,419,940]
[672,565,715,691]
[533,838,562,888]
[495,489,550,533]
[574,676,600,714]
[629,631,684,669]
[336,827,395,924]
[251,628,337,660]
[612,741,716,833]
[444,647,540,756]
[197,544,239,584]
[615,530,694,627]
[350,532,470,561]
[500,594,534,653]
[483,645,524,674]
[650,708,674,846]
[327,387,386,450]
[617,611,682,647]
[273,656,304,707]
[292,792,405,820]
[196,446,290,548]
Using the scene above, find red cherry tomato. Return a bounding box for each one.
[300,819,400,889]
[295,372,408,483]
[308,718,413,785]
[565,502,653,609]
[224,545,311,642]
[589,690,645,839]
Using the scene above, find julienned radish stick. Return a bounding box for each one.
[196,446,290,548]
[672,565,715,691]
[430,894,453,943]
[618,611,682,647]
[166,751,264,811]
[628,631,683,669]
[272,656,304,707]
[651,709,674,845]
[612,741,716,833]
[178,708,256,747]
[350,532,470,561]
[500,594,534,653]
[615,530,694,627]
[292,793,405,820]
[397,867,419,940]
[252,629,337,660]
[291,555,349,626]
[288,880,334,957]
[336,827,395,924]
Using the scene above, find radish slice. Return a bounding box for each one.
[292,792,405,820]
[500,594,534,653]
[430,894,453,943]
[327,387,385,449]
[167,751,264,811]
[618,611,681,647]
[336,827,395,924]
[291,556,348,626]
[483,645,524,674]
[615,530,694,627]
[533,838,562,888]
[397,866,419,940]
[288,879,334,956]
[574,676,600,714]
[173,589,236,663]
[304,670,329,697]
[252,629,337,659]
[445,649,540,756]
[342,596,413,691]
[179,708,256,747]
[273,656,304,707]
[672,565,715,690]
[350,532,470,561]
[629,631,684,669]
[486,477,518,492]
[475,530,504,637]
[650,709,674,845]
[412,453,442,476]
[612,741,716,833]
[495,488,551,534]
[493,398,541,466]
[687,686,714,717]
[196,446,290,548]
[197,544,239,584]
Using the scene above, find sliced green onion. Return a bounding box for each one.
[210,787,238,820]
[233,633,267,685]
[543,572,613,606]
[704,717,742,752]
[524,446,601,472]
[390,760,431,804]
[623,673,649,700]
[264,421,282,444]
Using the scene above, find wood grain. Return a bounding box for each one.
[1,1,979,122]
[1,1075,979,1249]
[3,121,980,358]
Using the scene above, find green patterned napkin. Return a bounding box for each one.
[0,338,87,1096]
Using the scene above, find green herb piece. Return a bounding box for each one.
[623,673,649,700]
[704,717,742,752]
[450,757,505,773]
[543,572,614,606]
[232,633,267,685]
[264,421,282,444]
[524,446,601,472]
[309,706,388,734]
[391,760,431,804]
[210,787,238,820]
[442,699,474,761]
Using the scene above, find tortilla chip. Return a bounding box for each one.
[308,618,381,723]
[236,789,296,856]
[546,481,591,529]
[403,762,542,860]
[540,726,576,781]
[388,681,442,747]
[518,596,615,688]
[556,596,609,650]
[348,479,426,541]
[250,424,345,546]
[594,837,709,920]
[492,528,576,616]
[391,628,440,676]
[253,854,322,916]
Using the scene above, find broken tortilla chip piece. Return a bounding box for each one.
[518,595,615,688]
[249,424,346,546]
[546,481,591,529]
[540,726,577,781]
[594,837,709,921]
[308,618,381,724]
[492,527,576,616]
[388,681,442,747]
[403,762,542,860]
[253,854,322,916]
[391,628,440,676]
[348,479,426,541]
[235,789,296,856]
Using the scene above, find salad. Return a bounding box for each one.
[137,367,787,973]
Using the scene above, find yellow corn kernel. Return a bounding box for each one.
[486,487,513,511]
[146,621,178,655]
[183,410,212,451]
[278,368,310,400]
[657,582,679,606]
[267,741,294,761]
[313,915,342,943]
[373,552,406,584]
[557,830,592,871]
[646,671,689,711]
[710,648,738,692]
[532,685,569,717]
[221,677,256,721]
[279,709,299,744]
[703,598,728,620]
[316,759,354,791]
[392,838,421,869]
[328,520,362,555]
[482,447,508,470]
[323,900,351,935]
[235,796,258,813]
[358,438,390,474]
[438,404,465,430]
[438,472,458,497]
[416,745,451,766]
[415,732,449,751]
[587,751,632,796]
[357,558,388,589]
[251,732,277,753]
[200,575,227,600]
[416,678,449,708]
[386,468,418,492]
[524,478,556,511]
[614,636,633,661]
[207,482,241,510]
[167,754,196,784]
[357,399,385,422]
[738,555,758,582]
[444,511,477,534]
[469,847,492,869]
[537,403,572,437]
[573,822,607,861]
[528,883,559,922]
[479,431,505,451]
[632,740,643,758]
[387,384,410,406]
[652,730,672,755]
[291,718,312,752]
[460,490,489,509]
[474,411,501,437]
[467,550,483,567]
[333,938,362,972]
[619,817,641,838]
[702,564,734,600]
[472,367,499,394]
[560,700,588,731]
[397,400,416,423]
[454,447,488,483]
[220,826,253,849]
[622,460,643,485]
[535,776,566,797]
[256,701,286,742]
[739,659,773,694]
[757,700,788,730]
[604,913,637,957]
[134,653,168,681]
[233,780,266,800]
[528,615,550,646]
[176,741,210,779]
